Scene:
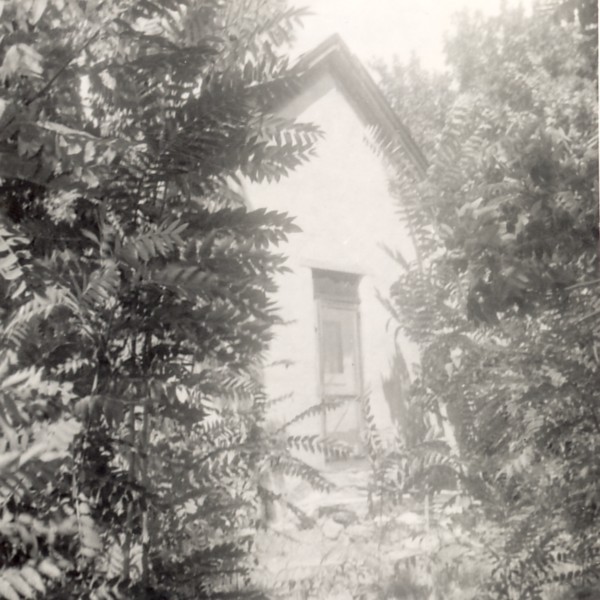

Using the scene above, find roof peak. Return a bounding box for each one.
[290,34,428,174]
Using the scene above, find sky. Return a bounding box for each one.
[293,0,529,71]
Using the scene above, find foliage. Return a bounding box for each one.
[0,0,323,597]
[373,54,455,160]
[380,2,599,598]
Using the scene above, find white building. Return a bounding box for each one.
[244,35,427,468]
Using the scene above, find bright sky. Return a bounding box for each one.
[294,0,528,71]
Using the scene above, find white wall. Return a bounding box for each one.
[245,70,419,466]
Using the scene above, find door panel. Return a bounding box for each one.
[317,301,362,447]
[319,305,359,396]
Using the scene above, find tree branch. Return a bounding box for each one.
[24,28,101,107]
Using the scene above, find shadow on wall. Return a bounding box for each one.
[382,351,427,448]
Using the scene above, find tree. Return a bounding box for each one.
[381,3,599,597]
[373,53,454,159]
[0,0,322,597]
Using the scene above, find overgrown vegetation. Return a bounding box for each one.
[1,0,598,598]
[377,1,599,597]
[0,0,327,597]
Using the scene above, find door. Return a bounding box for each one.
[317,300,363,451]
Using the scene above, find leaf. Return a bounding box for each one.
[28,0,48,24]
[3,572,34,599]
[79,516,102,556]
[0,579,19,600]
[36,560,61,580]
[0,45,43,81]
[1,367,42,390]
[4,286,80,344]
[0,224,28,283]
[39,121,97,138]
[0,452,20,474]
[17,568,44,595]
[81,263,120,308]
[147,264,219,297]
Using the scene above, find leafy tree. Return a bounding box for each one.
[373,53,454,159]
[380,3,599,597]
[0,0,322,598]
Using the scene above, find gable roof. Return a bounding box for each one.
[292,34,428,176]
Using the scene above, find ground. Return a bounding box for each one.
[253,464,484,599]
[253,464,586,599]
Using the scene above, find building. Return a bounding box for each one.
[244,35,427,468]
